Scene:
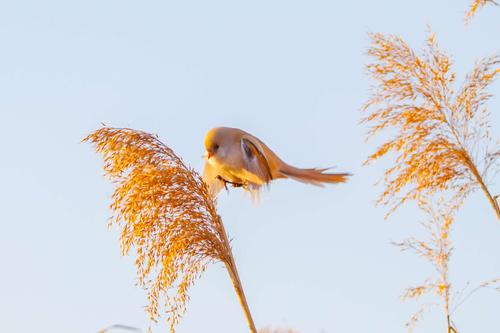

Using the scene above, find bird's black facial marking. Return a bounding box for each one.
[209,142,219,155]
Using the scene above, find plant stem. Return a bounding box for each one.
[218,218,257,333]
[478,176,500,221]
[466,157,500,221]
[224,261,257,333]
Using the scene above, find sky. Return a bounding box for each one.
[0,1,499,332]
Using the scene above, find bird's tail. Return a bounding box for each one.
[278,163,350,186]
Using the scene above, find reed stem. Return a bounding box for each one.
[466,156,500,221]
[218,218,257,333]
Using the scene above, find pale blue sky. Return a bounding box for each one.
[0,1,499,332]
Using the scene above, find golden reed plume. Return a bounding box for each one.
[362,31,500,220]
[465,0,499,23]
[84,127,257,333]
[394,199,500,332]
[394,199,456,332]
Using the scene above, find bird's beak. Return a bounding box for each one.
[203,150,213,159]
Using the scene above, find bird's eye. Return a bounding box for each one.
[213,144,219,151]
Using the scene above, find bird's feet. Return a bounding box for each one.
[216,175,245,190]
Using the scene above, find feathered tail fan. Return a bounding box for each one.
[279,164,350,186]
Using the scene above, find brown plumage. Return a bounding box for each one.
[203,127,350,196]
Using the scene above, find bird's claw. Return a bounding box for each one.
[216,175,245,190]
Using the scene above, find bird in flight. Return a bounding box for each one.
[202,127,350,197]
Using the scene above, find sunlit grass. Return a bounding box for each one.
[395,198,500,332]
[465,0,499,23]
[363,31,500,221]
[85,127,257,333]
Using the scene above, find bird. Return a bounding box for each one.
[202,126,350,197]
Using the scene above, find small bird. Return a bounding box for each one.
[203,127,350,197]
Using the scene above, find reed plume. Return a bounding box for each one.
[84,127,257,333]
[362,31,500,220]
[394,199,456,332]
[465,0,499,23]
[395,199,500,332]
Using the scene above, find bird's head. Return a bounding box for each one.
[204,127,234,161]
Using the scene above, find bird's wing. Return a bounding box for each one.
[202,160,225,197]
[240,135,273,184]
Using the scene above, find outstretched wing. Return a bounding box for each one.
[240,136,273,185]
[202,160,225,197]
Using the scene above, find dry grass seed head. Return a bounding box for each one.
[84,127,231,332]
[395,199,456,331]
[363,31,499,217]
[465,0,499,23]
